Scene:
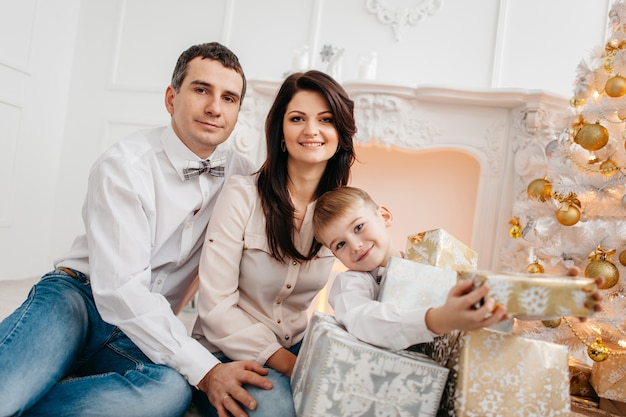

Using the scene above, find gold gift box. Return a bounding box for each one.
[457,270,598,319]
[591,353,626,402]
[454,329,571,416]
[405,229,478,271]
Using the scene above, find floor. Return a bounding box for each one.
[0,278,619,417]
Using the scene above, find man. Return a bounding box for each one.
[0,42,271,417]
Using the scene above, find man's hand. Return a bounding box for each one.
[198,361,272,417]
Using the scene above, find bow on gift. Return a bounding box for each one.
[182,156,226,180]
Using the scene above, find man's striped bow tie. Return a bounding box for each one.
[182,156,226,180]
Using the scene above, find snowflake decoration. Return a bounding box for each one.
[320,44,336,63]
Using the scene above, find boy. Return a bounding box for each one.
[312,186,510,350]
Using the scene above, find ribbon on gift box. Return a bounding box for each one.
[405,229,478,271]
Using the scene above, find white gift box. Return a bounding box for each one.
[292,311,449,417]
[378,256,457,311]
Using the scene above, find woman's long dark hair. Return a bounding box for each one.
[257,70,356,263]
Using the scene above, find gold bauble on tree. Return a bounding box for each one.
[585,246,619,289]
[526,261,544,274]
[588,338,610,362]
[619,249,626,266]
[600,159,619,176]
[556,204,581,226]
[542,318,562,328]
[574,122,609,151]
[605,74,626,97]
[527,178,552,201]
[555,193,581,226]
[509,217,522,239]
[570,97,586,108]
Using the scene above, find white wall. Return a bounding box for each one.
[0,0,613,280]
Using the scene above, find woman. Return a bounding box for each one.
[192,70,356,417]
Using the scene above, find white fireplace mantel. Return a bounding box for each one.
[231,80,570,270]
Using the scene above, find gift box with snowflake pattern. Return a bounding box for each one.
[291,311,449,417]
[408,331,462,417]
[454,328,571,417]
[378,256,457,311]
[591,352,626,402]
[405,229,478,271]
[457,270,598,319]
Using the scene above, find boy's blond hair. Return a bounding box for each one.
[313,186,379,242]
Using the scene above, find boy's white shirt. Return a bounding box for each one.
[328,266,438,351]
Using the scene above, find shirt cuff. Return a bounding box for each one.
[172,338,221,387]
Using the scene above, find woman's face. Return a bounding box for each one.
[282,90,339,166]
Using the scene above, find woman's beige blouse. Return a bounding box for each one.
[192,174,335,365]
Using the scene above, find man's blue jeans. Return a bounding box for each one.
[192,343,301,417]
[0,269,192,417]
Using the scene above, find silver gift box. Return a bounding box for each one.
[292,311,449,417]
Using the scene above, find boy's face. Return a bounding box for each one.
[317,201,394,272]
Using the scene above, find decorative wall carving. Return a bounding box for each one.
[365,0,443,41]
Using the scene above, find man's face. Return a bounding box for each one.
[165,57,243,159]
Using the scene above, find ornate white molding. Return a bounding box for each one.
[236,79,569,270]
[365,0,443,41]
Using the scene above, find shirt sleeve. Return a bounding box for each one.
[196,176,284,364]
[328,270,437,350]
[86,156,219,386]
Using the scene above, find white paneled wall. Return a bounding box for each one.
[0,0,613,280]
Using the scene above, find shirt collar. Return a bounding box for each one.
[161,125,226,182]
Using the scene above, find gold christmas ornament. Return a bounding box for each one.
[508,217,522,239]
[527,178,552,201]
[600,159,619,176]
[605,74,626,97]
[526,261,544,274]
[585,246,619,289]
[555,203,581,226]
[564,318,625,362]
[570,97,586,108]
[619,249,626,266]
[574,122,609,151]
[588,338,610,362]
[541,318,562,328]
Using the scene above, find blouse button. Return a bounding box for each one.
[292,260,297,266]
[286,284,292,289]
[277,319,282,324]
[285,335,290,340]
[276,300,281,304]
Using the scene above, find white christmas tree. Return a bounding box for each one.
[503,0,626,365]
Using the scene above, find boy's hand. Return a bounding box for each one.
[425,279,508,335]
[566,266,603,319]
